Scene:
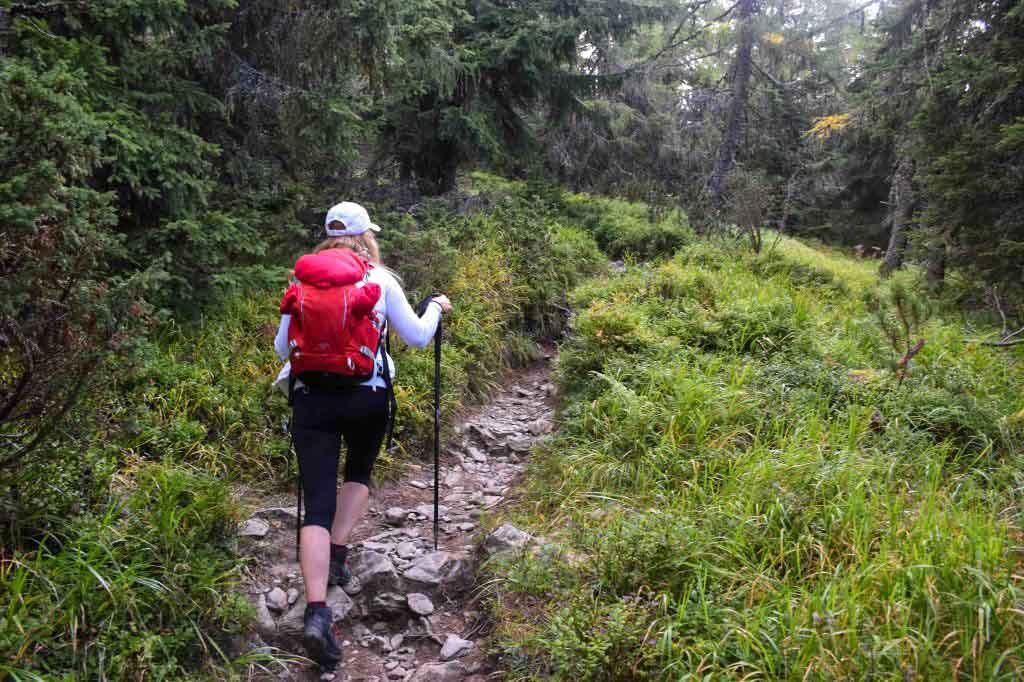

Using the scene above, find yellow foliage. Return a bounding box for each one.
[762,32,785,45]
[805,113,852,140]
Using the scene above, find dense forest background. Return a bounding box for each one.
[1,0,1023,678]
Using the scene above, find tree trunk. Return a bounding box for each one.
[880,146,914,277]
[925,225,951,289]
[707,0,758,210]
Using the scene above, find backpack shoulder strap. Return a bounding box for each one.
[380,324,398,454]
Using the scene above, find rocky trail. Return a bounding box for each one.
[234,362,556,681]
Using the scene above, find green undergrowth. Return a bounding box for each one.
[0,462,262,680]
[1,177,625,679]
[489,236,1024,680]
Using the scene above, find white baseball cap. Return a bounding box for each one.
[324,202,381,237]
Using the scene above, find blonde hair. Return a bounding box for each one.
[314,226,402,283]
[315,227,380,264]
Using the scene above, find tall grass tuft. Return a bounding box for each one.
[489,236,1024,680]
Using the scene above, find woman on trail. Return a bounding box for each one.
[274,201,452,666]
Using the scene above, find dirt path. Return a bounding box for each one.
[234,361,555,681]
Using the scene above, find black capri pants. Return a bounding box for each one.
[292,385,388,530]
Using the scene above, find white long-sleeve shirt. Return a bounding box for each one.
[274,267,442,390]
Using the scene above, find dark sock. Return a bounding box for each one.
[330,543,348,563]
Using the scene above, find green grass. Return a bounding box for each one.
[488,236,1024,680]
[1,177,616,678]
[0,463,253,679]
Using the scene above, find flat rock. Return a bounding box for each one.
[407,592,435,616]
[409,480,428,490]
[439,634,473,661]
[404,551,467,586]
[485,523,532,555]
[253,507,299,523]
[408,661,471,682]
[505,437,532,453]
[238,517,270,538]
[467,446,488,463]
[414,504,449,521]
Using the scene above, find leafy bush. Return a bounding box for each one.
[562,193,691,259]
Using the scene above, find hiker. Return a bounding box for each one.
[274,201,452,666]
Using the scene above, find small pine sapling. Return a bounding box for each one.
[865,283,931,388]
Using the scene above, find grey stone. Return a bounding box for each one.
[370,634,393,653]
[265,586,288,613]
[485,523,532,555]
[409,480,428,489]
[385,661,400,671]
[387,669,407,681]
[350,550,400,594]
[238,517,270,538]
[254,595,277,637]
[390,633,405,650]
[467,446,488,463]
[362,540,395,553]
[407,592,435,616]
[396,541,418,560]
[506,437,532,453]
[469,423,495,442]
[456,522,475,532]
[414,504,449,521]
[287,587,299,605]
[409,661,471,682]
[372,591,409,616]
[439,634,473,661]
[253,507,299,523]
[320,674,336,681]
[384,507,408,526]
[404,551,467,586]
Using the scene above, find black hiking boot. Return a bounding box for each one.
[327,544,361,593]
[302,604,342,666]
[327,555,352,587]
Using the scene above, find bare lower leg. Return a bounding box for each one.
[331,482,370,546]
[299,525,331,602]
[300,484,369,603]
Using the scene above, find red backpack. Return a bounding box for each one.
[279,248,384,387]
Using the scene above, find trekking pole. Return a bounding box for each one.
[417,295,444,552]
[432,314,442,552]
